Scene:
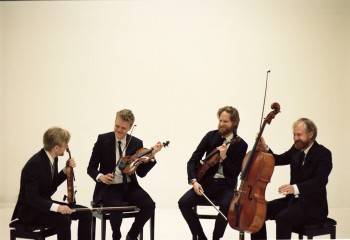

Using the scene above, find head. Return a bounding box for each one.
[292,118,317,151]
[114,109,135,140]
[217,106,240,137]
[43,126,70,157]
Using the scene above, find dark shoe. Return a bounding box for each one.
[126,234,139,240]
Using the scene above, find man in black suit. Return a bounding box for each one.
[87,109,163,240]
[251,118,333,240]
[178,106,248,240]
[12,126,92,240]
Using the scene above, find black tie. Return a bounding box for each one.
[299,151,305,169]
[118,141,128,190]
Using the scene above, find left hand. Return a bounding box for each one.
[151,141,163,157]
[66,158,76,168]
[278,184,294,195]
[217,143,228,160]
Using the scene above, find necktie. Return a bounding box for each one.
[299,151,305,169]
[50,159,55,180]
[118,141,128,190]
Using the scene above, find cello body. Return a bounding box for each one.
[228,102,280,233]
[228,150,275,233]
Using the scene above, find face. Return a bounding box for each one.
[217,111,237,137]
[293,122,314,150]
[54,143,68,157]
[114,116,131,140]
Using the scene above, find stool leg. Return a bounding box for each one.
[150,211,155,240]
[101,216,106,240]
[331,226,336,239]
[92,215,96,240]
[239,231,245,240]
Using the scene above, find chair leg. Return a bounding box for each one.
[299,233,303,239]
[92,215,96,240]
[150,211,155,240]
[239,231,245,240]
[331,226,336,239]
[101,217,106,240]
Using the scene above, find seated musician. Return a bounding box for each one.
[251,118,333,240]
[178,106,248,240]
[11,126,91,240]
[87,109,163,240]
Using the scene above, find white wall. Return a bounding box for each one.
[1,0,349,211]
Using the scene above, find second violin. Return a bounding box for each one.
[118,141,170,175]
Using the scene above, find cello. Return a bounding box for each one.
[228,102,280,233]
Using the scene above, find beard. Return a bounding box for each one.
[294,139,311,151]
[218,125,234,137]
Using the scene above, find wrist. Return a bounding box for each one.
[190,179,197,185]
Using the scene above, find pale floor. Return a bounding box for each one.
[1,206,349,240]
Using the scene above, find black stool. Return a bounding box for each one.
[293,217,337,239]
[9,219,57,240]
[91,201,155,240]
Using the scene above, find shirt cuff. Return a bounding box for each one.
[50,203,59,212]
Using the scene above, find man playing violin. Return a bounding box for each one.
[251,118,333,240]
[11,126,92,240]
[87,109,163,240]
[178,106,248,240]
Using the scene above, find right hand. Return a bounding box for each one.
[99,173,114,185]
[57,205,72,215]
[193,182,204,196]
[256,136,268,152]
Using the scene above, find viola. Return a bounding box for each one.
[118,141,170,175]
[64,148,76,205]
[196,136,241,181]
[227,102,280,233]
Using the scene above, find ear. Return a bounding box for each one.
[308,131,314,139]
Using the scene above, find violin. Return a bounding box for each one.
[118,141,170,175]
[196,136,241,181]
[64,148,76,205]
[227,102,280,233]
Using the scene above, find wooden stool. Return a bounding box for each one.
[91,201,155,240]
[293,217,337,239]
[9,219,57,240]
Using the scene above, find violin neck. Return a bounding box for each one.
[137,148,153,158]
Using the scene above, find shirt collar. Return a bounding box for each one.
[302,142,314,156]
[44,149,55,165]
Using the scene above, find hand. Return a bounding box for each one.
[66,158,76,168]
[151,141,163,157]
[57,205,72,215]
[99,173,114,185]
[278,184,294,195]
[216,143,228,160]
[256,136,268,152]
[192,182,204,196]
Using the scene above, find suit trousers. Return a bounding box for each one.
[251,196,316,240]
[102,183,155,240]
[28,203,92,240]
[178,179,235,239]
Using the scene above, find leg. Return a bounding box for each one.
[178,188,208,240]
[71,204,92,240]
[29,212,71,240]
[210,183,235,239]
[125,184,155,239]
[251,197,289,240]
[102,185,125,240]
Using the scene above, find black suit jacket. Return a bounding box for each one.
[87,132,156,203]
[271,141,332,219]
[187,130,248,188]
[12,148,67,222]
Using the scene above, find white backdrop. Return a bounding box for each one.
[1,1,349,211]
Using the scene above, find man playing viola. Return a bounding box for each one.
[178,106,248,240]
[12,126,91,240]
[87,109,163,240]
